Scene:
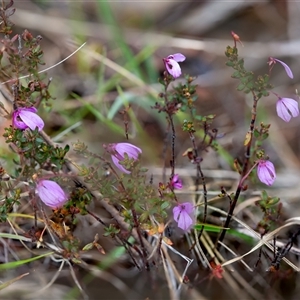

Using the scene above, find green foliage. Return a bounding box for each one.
[0,188,21,222]
[3,127,69,176]
[256,190,282,233]
[225,46,273,97]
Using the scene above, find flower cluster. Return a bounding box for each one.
[13,107,44,131]
[254,58,298,186]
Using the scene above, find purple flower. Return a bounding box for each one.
[163,53,186,78]
[257,160,276,186]
[36,180,68,209]
[104,142,142,174]
[13,107,44,131]
[173,202,194,231]
[268,57,293,79]
[276,97,299,122]
[171,174,183,189]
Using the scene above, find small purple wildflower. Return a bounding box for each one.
[171,174,183,189]
[276,97,299,122]
[163,53,186,78]
[36,180,68,209]
[257,160,276,186]
[173,202,194,231]
[104,142,142,174]
[268,57,294,79]
[13,107,44,131]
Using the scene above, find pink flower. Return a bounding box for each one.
[104,142,142,174]
[268,57,293,79]
[276,97,299,122]
[163,53,186,78]
[36,180,68,209]
[13,107,44,131]
[171,174,183,189]
[257,160,276,186]
[173,202,194,231]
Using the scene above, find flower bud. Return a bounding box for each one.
[104,142,142,174]
[36,180,68,209]
[257,160,276,186]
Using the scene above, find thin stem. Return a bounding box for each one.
[86,209,106,226]
[131,207,150,270]
[217,92,259,249]
[189,131,207,240]
[167,112,176,177]
[162,121,170,184]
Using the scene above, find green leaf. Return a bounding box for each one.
[262,90,269,97]
[237,83,245,91]
[253,129,260,138]
[0,233,32,242]
[226,61,234,67]
[194,223,228,233]
[82,242,94,251]
[232,71,240,78]
[161,201,169,210]
[0,252,54,270]
[227,229,255,244]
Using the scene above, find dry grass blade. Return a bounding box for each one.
[0,272,29,290]
[222,219,300,271]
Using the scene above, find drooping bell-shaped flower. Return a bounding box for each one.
[173,202,194,231]
[36,180,68,209]
[276,97,299,122]
[104,142,142,174]
[163,53,186,78]
[170,174,183,189]
[13,107,44,131]
[257,160,276,186]
[268,57,294,79]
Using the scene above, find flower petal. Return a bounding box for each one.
[166,59,182,78]
[171,174,183,189]
[173,202,194,231]
[177,211,193,230]
[257,160,276,186]
[181,202,193,214]
[111,155,131,174]
[24,107,38,113]
[19,109,44,131]
[105,143,142,174]
[283,98,299,117]
[276,99,291,122]
[13,111,28,129]
[172,205,181,222]
[115,143,142,160]
[170,53,186,63]
[276,98,299,122]
[274,58,294,79]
